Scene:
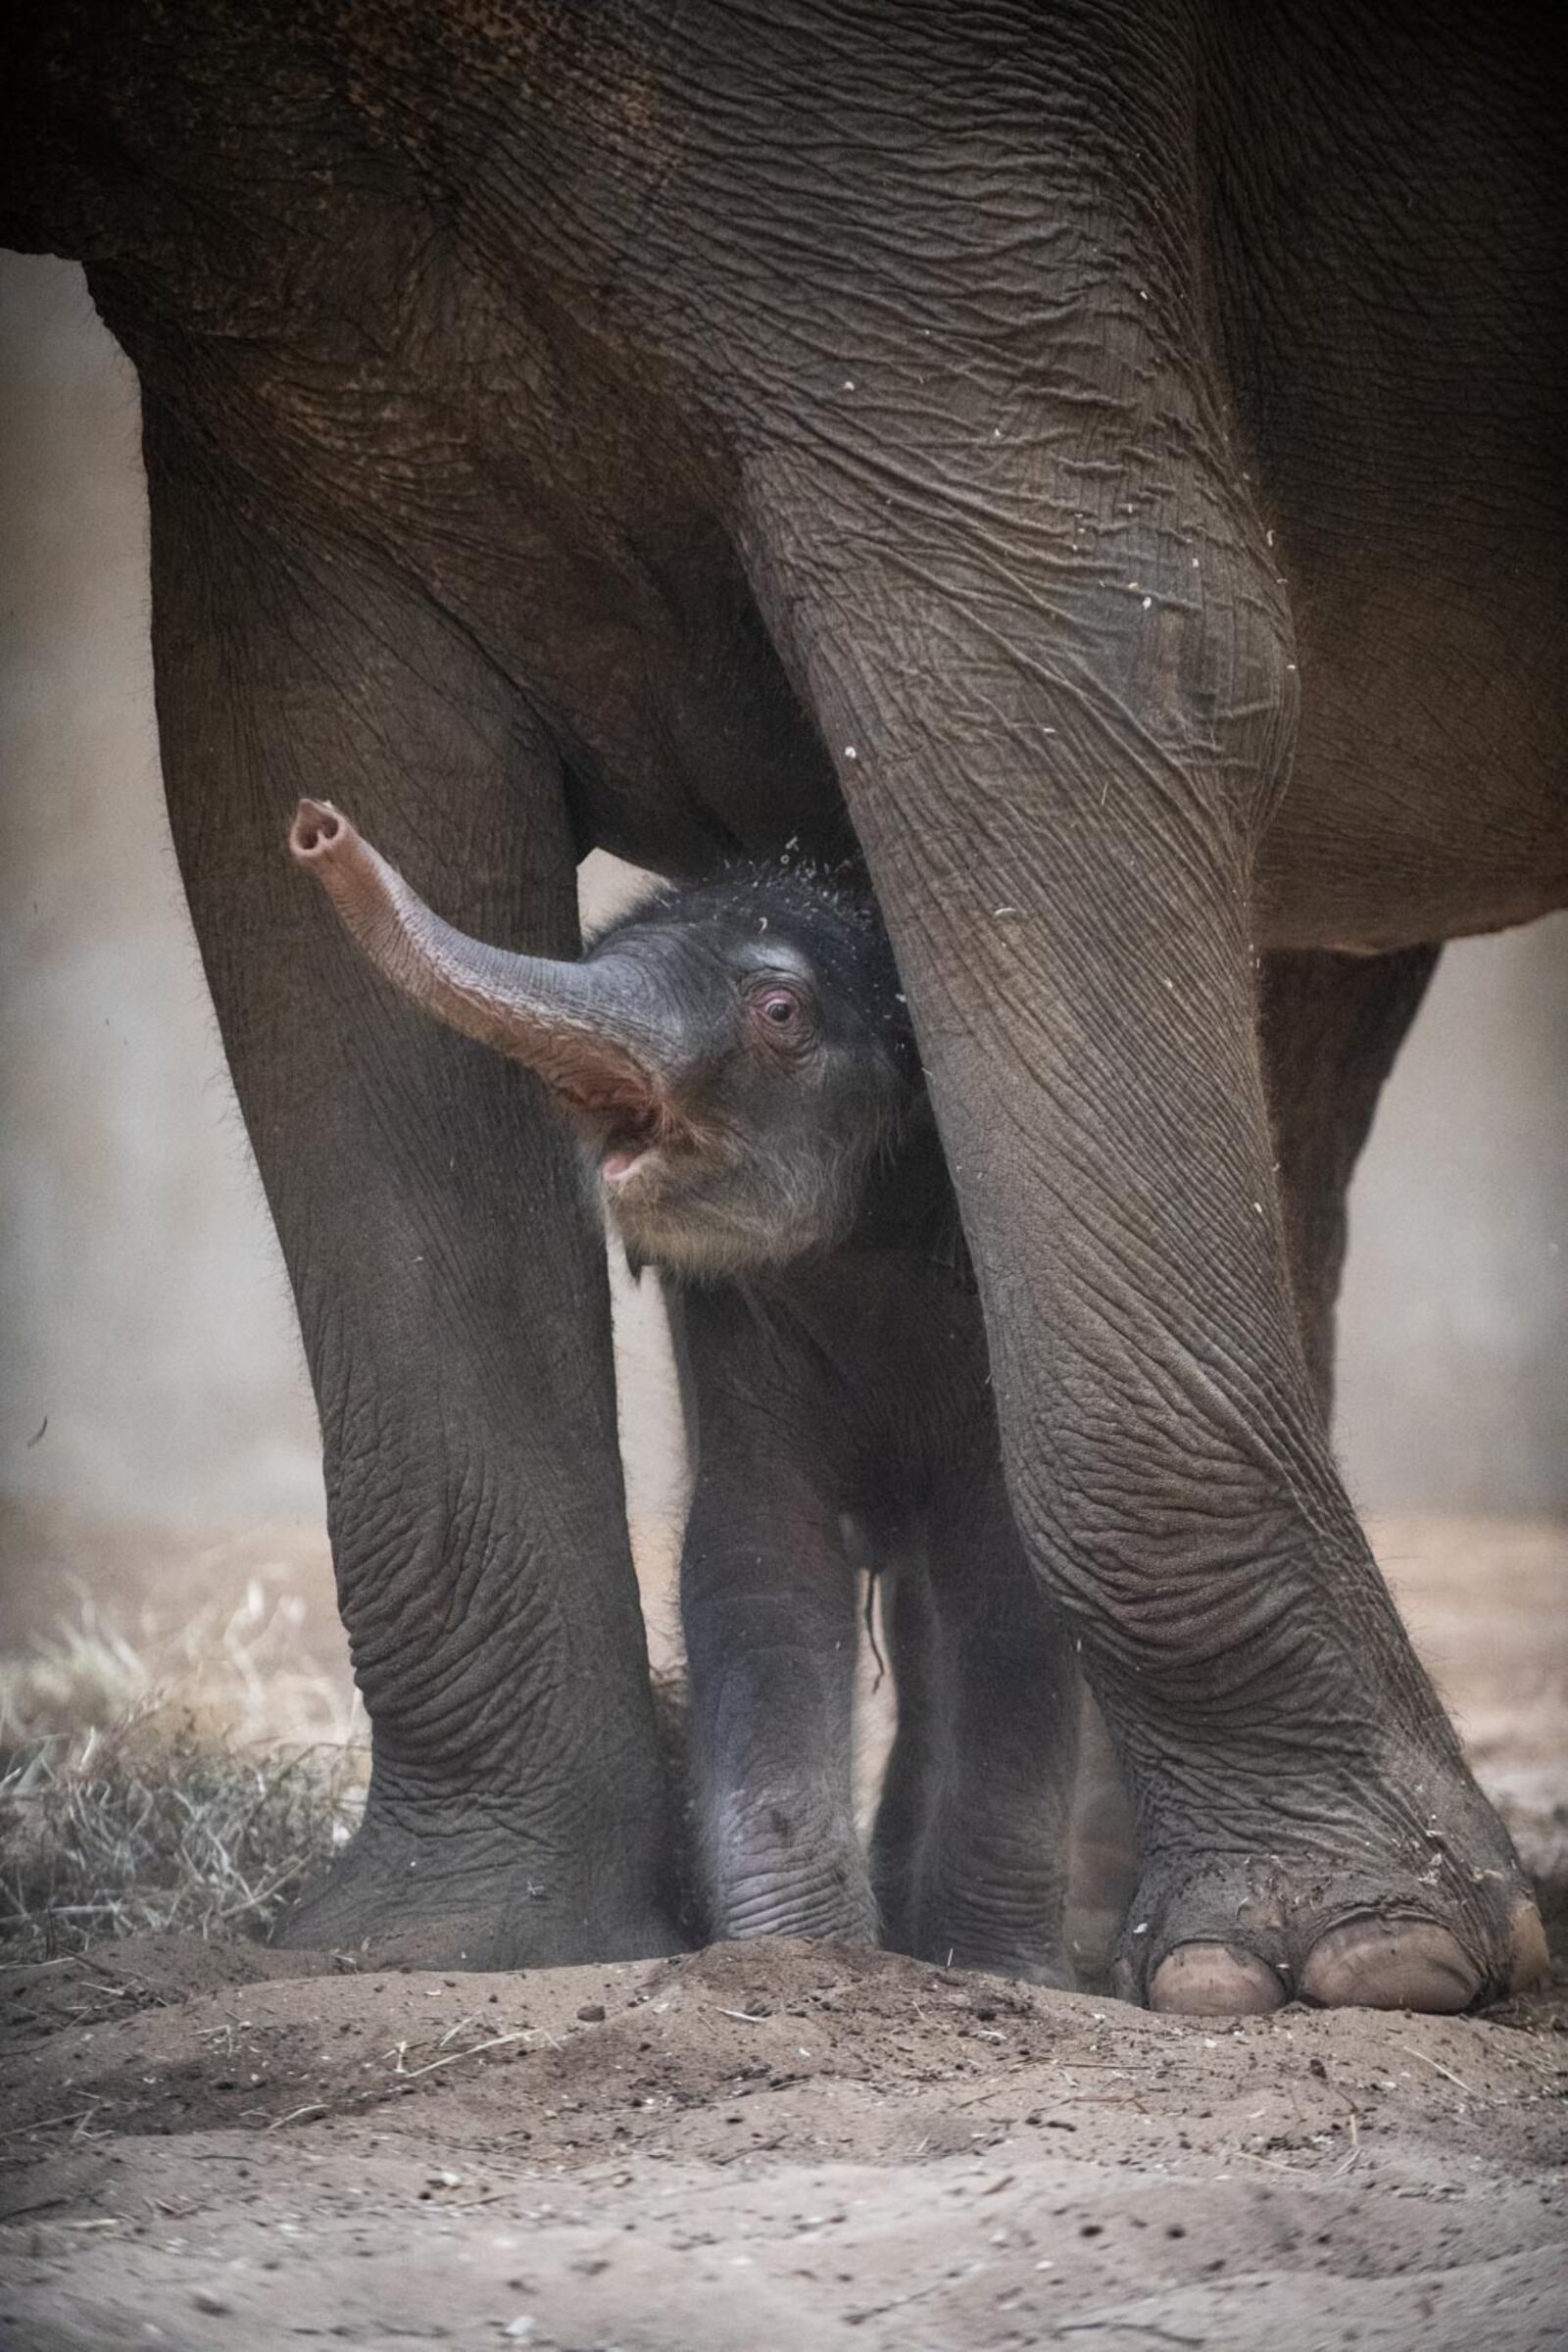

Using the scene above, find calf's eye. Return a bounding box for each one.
[753,985,803,1029]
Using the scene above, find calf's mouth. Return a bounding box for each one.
[600,1106,664,1185]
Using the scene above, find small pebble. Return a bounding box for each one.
[576,2002,607,2024]
[192,2289,230,2316]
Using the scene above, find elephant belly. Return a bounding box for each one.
[1255,564,1566,955]
[1209,0,1565,953]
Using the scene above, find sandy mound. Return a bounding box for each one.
[2,1934,1564,2351]
[2,1512,1564,2346]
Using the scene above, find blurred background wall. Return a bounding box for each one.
[3,254,1565,1599]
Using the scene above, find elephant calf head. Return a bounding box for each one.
[289,799,920,1277]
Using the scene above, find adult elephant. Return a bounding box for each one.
[3,0,1557,2011]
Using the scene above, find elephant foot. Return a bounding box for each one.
[1117,1749,1548,2017]
[889,1921,1073,1990]
[881,1883,1074,1989]
[275,1795,685,1971]
[699,1780,879,1947]
[710,1871,879,1946]
[873,1817,1076,1988]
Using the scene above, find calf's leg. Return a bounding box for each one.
[149,423,678,1966]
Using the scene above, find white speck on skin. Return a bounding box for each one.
[1142,596,1152,609]
[843,745,858,760]
[842,378,856,392]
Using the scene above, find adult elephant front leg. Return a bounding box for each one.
[149,435,678,1968]
[740,441,1544,2021]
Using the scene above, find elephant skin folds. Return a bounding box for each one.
[0,0,1558,1995]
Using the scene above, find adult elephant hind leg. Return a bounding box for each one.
[151,461,679,1969]
[1260,946,1441,1416]
[739,463,1544,2021]
[874,1480,1079,1988]
[864,1537,941,1959]
[1256,944,1547,2006]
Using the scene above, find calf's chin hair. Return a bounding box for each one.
[602,1099,907,1282]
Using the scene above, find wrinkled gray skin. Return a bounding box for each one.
[292,800,1077,1980]
[4,0,1558,2011]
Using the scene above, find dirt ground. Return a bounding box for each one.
[1,1514,1564,2351]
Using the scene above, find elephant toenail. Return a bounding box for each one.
[1506,1901,1549,1993]
[1299,1918,1480,2012]
[1148,1944,1287,2017]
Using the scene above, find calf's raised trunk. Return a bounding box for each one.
[288,799,669,1123]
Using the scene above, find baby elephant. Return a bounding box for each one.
[290,800,1079,1983]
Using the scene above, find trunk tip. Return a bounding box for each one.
[288,798,356,865]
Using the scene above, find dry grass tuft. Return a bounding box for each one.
[0,1586,366,1959]
[0,1714,365,1958]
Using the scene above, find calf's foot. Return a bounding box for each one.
[703,1788,878,1945]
